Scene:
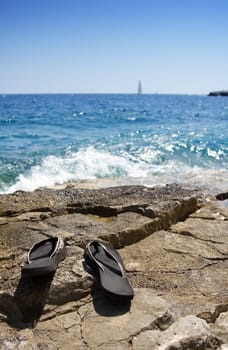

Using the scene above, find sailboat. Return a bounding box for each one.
[137,80,142,94]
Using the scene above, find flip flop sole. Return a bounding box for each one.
[22,243,67,276]
[84,241,134,299]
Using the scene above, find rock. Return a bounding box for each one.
[208,91,228,96]
[0,184,227,349]
[216,192,228,201]
[213,311,228,343]
[80,288,172,349]
[133,315,222,349]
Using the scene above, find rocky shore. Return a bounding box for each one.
[0,184,227,349]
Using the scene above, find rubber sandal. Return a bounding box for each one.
[22,237,67,276]
[84,240,134,299]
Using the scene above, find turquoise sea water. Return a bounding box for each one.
[0,94,227,193]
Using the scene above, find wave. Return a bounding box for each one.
[4,146,228,194]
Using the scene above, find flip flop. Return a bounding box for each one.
[84,240,134,299]
[22,237,67,276]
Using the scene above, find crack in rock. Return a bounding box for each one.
[171,229,227,245]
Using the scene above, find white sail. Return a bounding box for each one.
[137,80,142,94]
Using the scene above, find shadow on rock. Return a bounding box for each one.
[0,272,55,329]
[91,286,132,317]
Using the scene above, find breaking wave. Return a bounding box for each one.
[5,146,227,193]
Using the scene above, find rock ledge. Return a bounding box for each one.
[0,184,227,349]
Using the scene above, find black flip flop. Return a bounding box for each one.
[84,240,134,299]
[22,237,67,276]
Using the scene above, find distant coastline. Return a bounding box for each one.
[208,90,228,96]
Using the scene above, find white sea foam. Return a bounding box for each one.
[5,146,228,194]
[6,147,146,193]
[207,148,224,160]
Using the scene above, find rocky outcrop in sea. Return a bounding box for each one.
[208,91,228,96]
[0,184,227,349]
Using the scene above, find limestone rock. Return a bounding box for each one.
[0,184,227,349]
[213,311,228,343]
[80,288,172,349]
[133,315,222,349]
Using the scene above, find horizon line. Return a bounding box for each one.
[1,91,208,96]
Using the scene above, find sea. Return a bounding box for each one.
[0,93,227,195]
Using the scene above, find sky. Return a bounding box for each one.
[0,0,228,94]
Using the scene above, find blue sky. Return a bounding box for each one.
[0,0,227,94]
